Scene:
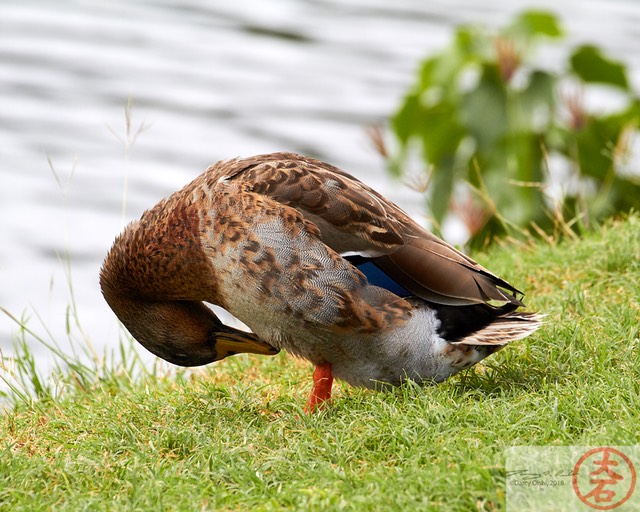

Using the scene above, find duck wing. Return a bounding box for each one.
[215,152,523,308]
[373,236,523,306]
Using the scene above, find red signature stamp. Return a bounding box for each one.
[572,447,637,510]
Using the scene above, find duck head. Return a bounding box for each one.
[99,214,279,367]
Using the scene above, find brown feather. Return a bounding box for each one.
[375,238,523,306]
[220,152,524,308]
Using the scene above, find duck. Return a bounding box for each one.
[100,152,541,411]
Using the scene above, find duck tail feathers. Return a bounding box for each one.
[451,311,543,346]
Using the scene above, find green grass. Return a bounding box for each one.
[1,215,639,511]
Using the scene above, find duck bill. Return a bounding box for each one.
[214,331,280,359]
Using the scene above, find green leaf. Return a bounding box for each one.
[419,49,468,94]
[512,70,556,132]
[419,57,439,91]
[454,25,490,61]
[469,139,545,228]
[392,92,422,146]
[419,100,465,164]
[509,10,563,39]
[610,176,640,212]
[460,64,507,151]
[429,158,456,225]
[573,116,622,180]
[419,100,465,223]
[570,45,629,90]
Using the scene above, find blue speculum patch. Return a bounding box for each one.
[354,261,411,297]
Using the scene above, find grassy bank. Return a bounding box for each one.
[1,215,639,511]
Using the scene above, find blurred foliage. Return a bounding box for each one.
[388,10,640,247]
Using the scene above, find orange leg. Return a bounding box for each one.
[304,363,333,413]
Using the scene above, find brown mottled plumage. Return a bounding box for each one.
[100,152,541,411]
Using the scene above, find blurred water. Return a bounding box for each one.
[1,0,639,371]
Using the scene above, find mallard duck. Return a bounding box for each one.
[100,152,540,411]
